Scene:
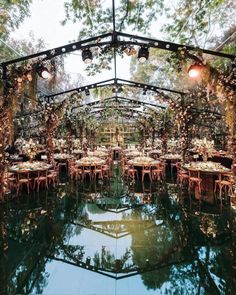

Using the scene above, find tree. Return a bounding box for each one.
[162,0,236,47]
[0,0,32,61]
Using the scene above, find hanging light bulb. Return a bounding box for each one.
[82,48,93,64]
[138,47,149,63]
[37,65,51,79]
[188,63,203,78]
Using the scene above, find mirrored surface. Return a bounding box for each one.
[0,165,235,295]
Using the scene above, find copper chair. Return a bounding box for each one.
[151,163,162,182]
[73,165,83,182]
[82,165,92,181]
[141,165,152,182]
[188,168,202,194]
[214,172,234,198]
[33,169,48,192]
[48,164,60,187]
[127,164,138,180]
[170,159,179,176]
[93,164,103,180]
[16,170,31,195]
[102,164,110,179]
[176,162,189,187]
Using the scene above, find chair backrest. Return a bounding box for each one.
[176,162,182,171]
[37,169,48,177]
[95,164,102,170]
[83,165,91,171]
[221,171,234,181]
[17,170,30,180]
[142,165,151,171]
[188,169,200,179]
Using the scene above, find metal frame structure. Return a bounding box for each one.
[1,0,235,90]
[1,0,235,121]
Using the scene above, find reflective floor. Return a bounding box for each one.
[0,164,235,294]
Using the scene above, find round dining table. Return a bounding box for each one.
[183,161,231,203]
[10,161,52,173]
[76,156,105,166]
[128,156,160,167]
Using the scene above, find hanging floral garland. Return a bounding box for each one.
[173,47,236,159]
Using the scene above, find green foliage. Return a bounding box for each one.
[62,0,166,75]
[63,0,166,35]
[0,0,32,39]
[162,0,235,47]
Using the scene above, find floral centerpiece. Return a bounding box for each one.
[52,138,67,152]
[15,138,39,161]
[192,138,215,162]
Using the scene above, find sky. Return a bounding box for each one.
[11,0,142,86]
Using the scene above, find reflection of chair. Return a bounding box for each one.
[214,172,234,198]
[57,161,68,175]
[48,164,60,187]
[151,164,162,181]
[16,171,31,195]
[122,164,130,179]
[170,159,178,176]
[93,164,103,180]
[102,164,110,179]
[5,172,17,192]
[127,164,138,180]
[188,169,202,194]
[73,165,83,181]
[176,162,189,187]
[82,165,92,181]
[33,169,48,192]
[160,161,166,180]
[141,165,152,182]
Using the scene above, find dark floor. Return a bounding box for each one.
[0,163,235,295]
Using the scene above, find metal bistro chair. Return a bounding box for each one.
[151,163,162,182]
[214,171,234,203]
[188,168,202,194]
[176,162,189,188]
[16,170,32,195]
[127,164,138,181]
[82,165,92,181]
[47,163,60,187]
[93,164,103,180]
[142,165,152,182]
[33,169,48,192]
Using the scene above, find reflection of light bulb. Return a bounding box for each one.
[139,56,146,63]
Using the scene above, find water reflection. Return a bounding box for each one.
[0,174,235,294]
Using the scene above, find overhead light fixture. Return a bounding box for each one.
[85,88,90,96]
[112,85,122,93]
[82,48,93,64]
[188,62,204,78]
[138,46,149,63]
[37,65,51,79]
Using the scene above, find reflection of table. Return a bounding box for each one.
[125,151,142,158]
[87,151,108,158]
[160,154,182,161]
